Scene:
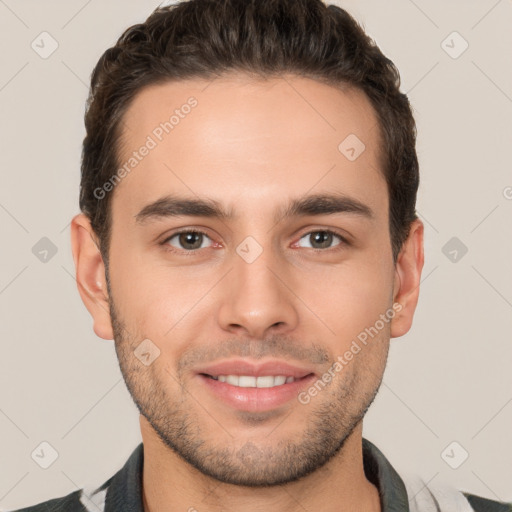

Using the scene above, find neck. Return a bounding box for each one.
[140,416,381,512]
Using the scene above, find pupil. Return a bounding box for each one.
[180,232,202,249]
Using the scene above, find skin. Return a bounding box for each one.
[71,74,424,512]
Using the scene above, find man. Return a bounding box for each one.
[12,0,511,511]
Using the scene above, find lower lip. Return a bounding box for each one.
[197,374,316,412]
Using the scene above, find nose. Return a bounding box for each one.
[217,242,300,340]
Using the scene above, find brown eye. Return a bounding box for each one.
[297,230,344,250]
[166,231,212,251]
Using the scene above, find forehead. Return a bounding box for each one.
[113,74,386,221]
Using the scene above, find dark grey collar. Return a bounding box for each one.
[363,438,410,512]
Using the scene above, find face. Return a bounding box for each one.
[79,74,418,487]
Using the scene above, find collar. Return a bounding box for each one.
[103,438,409,512]
[362,438,410,512]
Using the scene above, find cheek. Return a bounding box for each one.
[108,239,168,332]
[310,257,393,341]
[109,248,213,343]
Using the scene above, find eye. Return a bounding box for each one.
[296,230,346,250]
[164,230,213,251]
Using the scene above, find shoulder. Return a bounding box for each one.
[6,489,87,512]
[403,475,512,512]
[6,443,139,512]
[463,492,512,512]
[6,480,110,512]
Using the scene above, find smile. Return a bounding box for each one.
[205,374,296,388]
[198,372,316,412]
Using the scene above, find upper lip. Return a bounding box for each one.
[195,359,315,379]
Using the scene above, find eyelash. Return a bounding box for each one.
[160,228,350,255]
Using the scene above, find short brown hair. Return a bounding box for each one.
[80,0,419,266]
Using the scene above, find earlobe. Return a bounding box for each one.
[70,213,114,340]
[390,219,424,338]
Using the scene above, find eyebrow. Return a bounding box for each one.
[134,192,374,225]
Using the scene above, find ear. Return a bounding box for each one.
[70,213,114,340]
[390,219,424,338]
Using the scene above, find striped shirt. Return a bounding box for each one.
[8,438,512,512]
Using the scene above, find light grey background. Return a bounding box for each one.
[1,0,511,509]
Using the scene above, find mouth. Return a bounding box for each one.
[200,373,309,388]
[194,360,317,412]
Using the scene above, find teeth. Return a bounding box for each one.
[273,376,286,386]
[239,376,256,387]
[256,376,277,388]
[211,375,295,388]
[226,375,239,386]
